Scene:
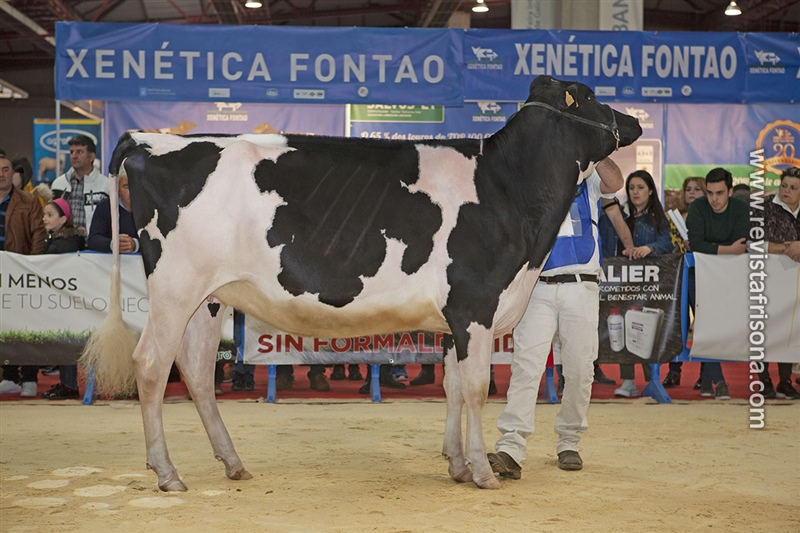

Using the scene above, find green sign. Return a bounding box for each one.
[350,105,444,123]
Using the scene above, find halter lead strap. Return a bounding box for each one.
[517,100,621,151]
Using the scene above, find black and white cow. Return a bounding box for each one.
[81,75,641,492]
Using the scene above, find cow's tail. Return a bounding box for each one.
[79,136,139,396]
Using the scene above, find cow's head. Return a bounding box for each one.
[524,75,642,167]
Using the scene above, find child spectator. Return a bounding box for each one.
[40,198,86,399]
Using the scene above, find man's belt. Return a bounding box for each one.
[539,274,599,284]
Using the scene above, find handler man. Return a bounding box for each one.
[489,157,623,478]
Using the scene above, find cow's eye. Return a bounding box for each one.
[586,93,595,101]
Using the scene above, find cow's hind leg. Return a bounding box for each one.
[134,314,190,492]
[441,336,471,483]
[177,300,252,483]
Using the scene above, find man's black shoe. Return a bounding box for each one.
[330,365,346,381]
[557,450,583,471]
[761,378,777,399]
[379,370,406,389]
[487,452,521,479]
[410,366,435,386]
[662,370,681,388]
[593,366,616,385]
[347,365,363,381]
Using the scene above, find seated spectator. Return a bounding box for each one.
[40,198,87,400]
[87,175,139,253]
[614,170,675,398]
[686,167,749,400]
[758,167,800,399]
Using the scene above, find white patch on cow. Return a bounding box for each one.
[74,485,128,497]
[356,236,448,333]
[131,132,290,157]
[129,496,186,508]
[575,160,597,185]
[28,479,70,489]
[493,263,542,334]
[410,145,479,207]
[52,466,104,477]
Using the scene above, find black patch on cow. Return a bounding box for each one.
[122,141,222,277]
[137,229,162,278]
[207,301,221,318]
[419,139,482,159]
[253,135,443,307]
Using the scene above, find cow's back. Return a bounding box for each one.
[122,133,484,337]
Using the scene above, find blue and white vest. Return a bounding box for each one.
[542,182,596,270]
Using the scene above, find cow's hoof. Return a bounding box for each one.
[449,465,472,484]
[158,477,188,492]
[474,475,502,490]
[227,467,253,481]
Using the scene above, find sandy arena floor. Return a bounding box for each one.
[1,398,798,533]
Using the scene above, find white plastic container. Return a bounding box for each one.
[624,306,665,360]
[607,307,625,352]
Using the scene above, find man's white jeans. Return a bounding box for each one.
[495,280,599,464]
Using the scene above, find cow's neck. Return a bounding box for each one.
[481,112,595,269]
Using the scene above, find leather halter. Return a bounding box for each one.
[514,100,621,151]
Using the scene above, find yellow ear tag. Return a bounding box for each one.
[565,91,575,107]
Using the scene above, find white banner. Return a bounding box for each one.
[0,251,232,339]
[692,253,800,362]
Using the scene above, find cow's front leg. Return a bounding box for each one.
[178,301,251,483]
[134,324,187,492]
[459,325,499,489]
[441,335,471,483]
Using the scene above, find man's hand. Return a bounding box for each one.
[718,237,747,255]
[119,234,136,254]
[785,241,800,263]
[622,246,652,260]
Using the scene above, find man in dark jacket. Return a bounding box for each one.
[0,152,47,397]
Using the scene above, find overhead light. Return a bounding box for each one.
[0,77,28,99]
[472,0,489,13]
[245,0,262,8]
[724,1,741,16]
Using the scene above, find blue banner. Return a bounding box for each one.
[55,23,463,105]
[463,29,798,104]
[56,23,798,106]
[104,101,345,158]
